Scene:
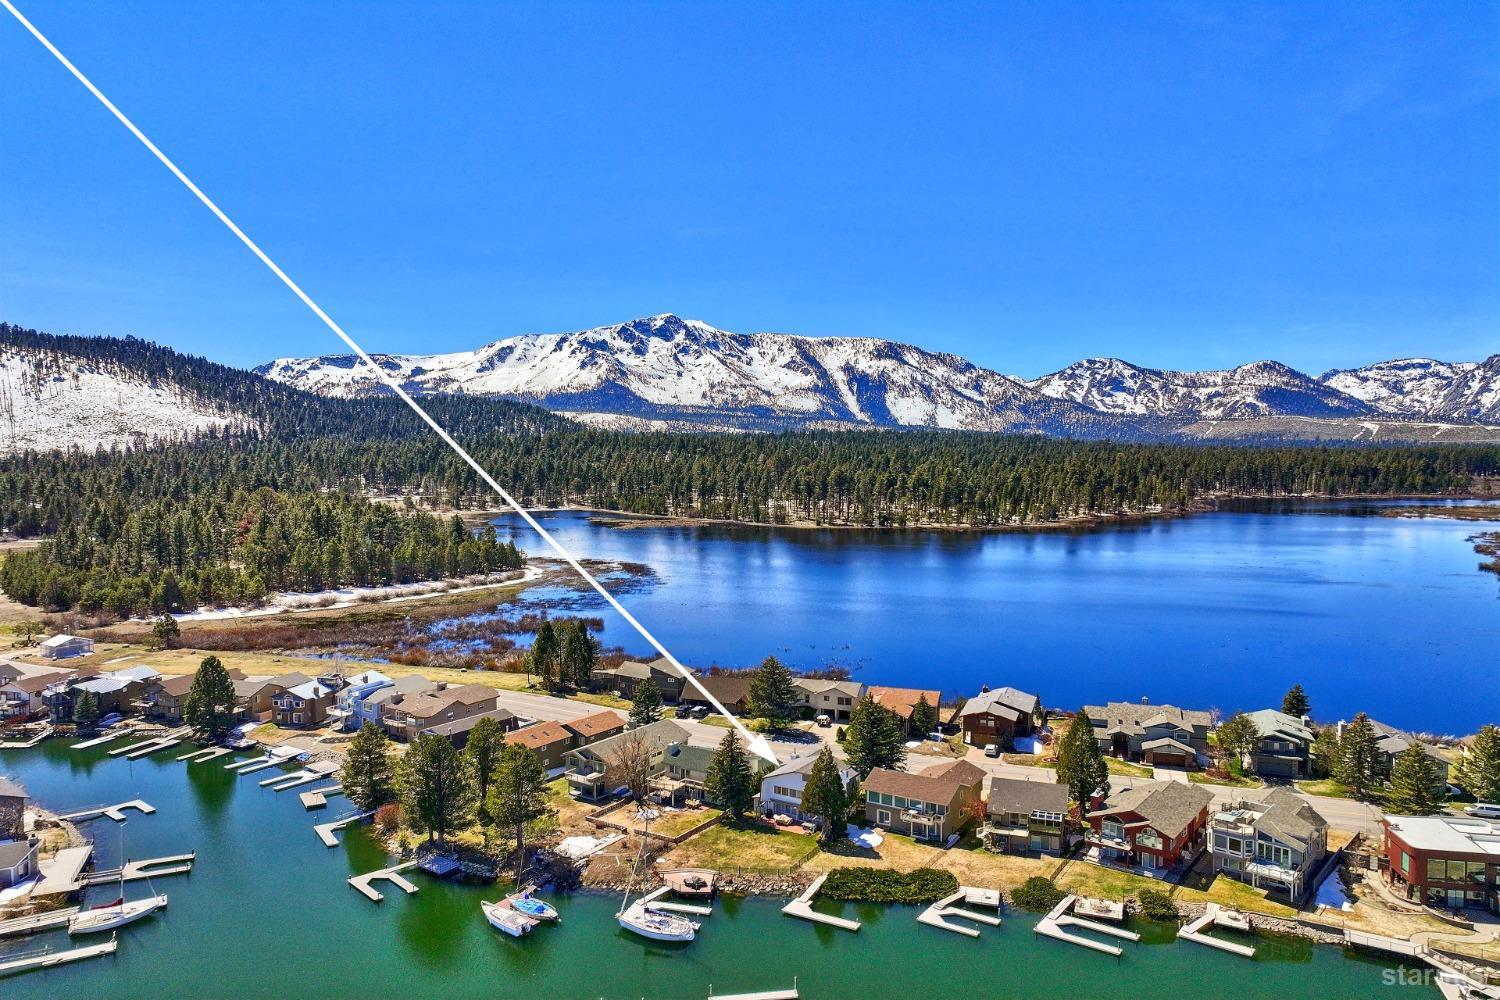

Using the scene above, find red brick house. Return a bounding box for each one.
[1084,782,1213,872]
[1382,814,1500,914]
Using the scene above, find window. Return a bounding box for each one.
[1401,852,1410,874]
[876,809,891,825]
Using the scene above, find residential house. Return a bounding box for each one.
[1084,701,1212,767]
[142,673,194,724]
[563,719,692,800]
[863,759,986,841]
[0,778,34,889]
[1209,787,1329,901]
[1084,782,1213,871]
[271,676,344,728]
[506,721,577,771]
[1382,814,1500,913]
[422,708,518,748]
[794,678,865,722]
[867,685,943,733]
[328,670,394,731]
[681,674,753,715]
[352,675,434,731]
[658,743,718,804]
[231,674,279,723]
[956,686,1041,749]
[380,683,500,742]
[1365,719,1452,790]
[980,776,1070,855]
[591,657,686,702]
[1244,709,1316,778]
[38,634,93,659]
[563,711,625,745]
[758,752,858,827]
[63,665,161,719]
[0,669,72,721]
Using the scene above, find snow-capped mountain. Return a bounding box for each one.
[1026,357,1373,420]
[0,345,248,455]
[257,314,1123,436]
[1320,356,1500,424]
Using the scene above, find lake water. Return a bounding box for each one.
[0,742,1436,999]
[492,501,1500,733]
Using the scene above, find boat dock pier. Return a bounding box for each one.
[0,935,117,976]
[349,860,419,902]
[176,745,234,764]
[82,852,196,888]
[0,906,79,938]
[0,724,53,749]
[226,747,299,774]
[1035,895,1141,957]
[70,727,140,750]
[56,799,155,823]
[260,760,339,791]
[1177,904,1257,958]
[916,886,1003,938]
[299,784,344,810]
[314,810,372,847]
[707,981,799,1000]
[781,874,861,932]
[639,885,713,916]
[109,728,190,759]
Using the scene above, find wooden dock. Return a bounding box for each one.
[55,799,155,823]
[0,934,117,976]
[314,811,372,847]
[226,747,299,773]
[108,728,189,759]
[82,852,195,888]
[1177,904,1257,958]
[708,982,799,1000]
[176,745,234,763]
[916,886,1002,938]
[70,727,140,750]
[0,906,79,939]
[0,724,53,749]
[261,760,339,791]
[781,874,861,932]
[639,885,713,916]
[349,860,419,902]
[1035,895,1140,957]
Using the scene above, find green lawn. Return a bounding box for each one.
[665,821,819,873]
[1189,770,1261,788]
[1297,778,1385,804]
[1105,758,1153,778]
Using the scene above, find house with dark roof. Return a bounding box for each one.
[591,657,687,702]
[1083,701,1212,767]
[422,707,517,748]
[1085,782,1214,871]
[1210,787,1328,901]
[863,759,985,841]
[142,673,195,723]
[980,776,1070,855]
[956,686,1041,749]
[681,674,754,715]
[0,668,73,720]
[1244,709,1316,778]
[1363,719,1452,790]
[380,683,500,741]
[758,751,857,826]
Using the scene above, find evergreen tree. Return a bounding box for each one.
[558,620,597,689]
[341,722,396,811]
[704,730,755,820]
[1310,728,1340,779]
[147,614,181,650]
[72,688,100,730]
[1387,744,1444,815]
[1336,713,1380,801]
[1281,684,1310,719]
[1216,712,1259,763]
[629,677,663,727]
[464,715,507,818]
[799,747,849,843]
[184,655,238,740]
[747,655,799,731]
[1455,724,1500,804]
[398,733,478,843]
[1056,711,1110,822]
[843,696,906,776]
[485,743,553,880]
[530,620,560,689]
[908,695,939,736]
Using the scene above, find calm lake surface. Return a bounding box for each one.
[1,742,1436,999]
[493,501,1500,733]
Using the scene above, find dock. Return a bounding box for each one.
[176,745,234,763]
[226,747,299,773]
[781,874,861,932]
[55,799,155,823]
[660,867,718,898]
[349,860,419,902]
[0,906,79,938]
[1035,895,1141,957]
[314,810,372,847]
[639,885,714,916]
[123,737,184,759]
[0,935,117,976]
[82,852,196,888]
[0,724,53,749]
[708,982,799,1000]
[299,784,343,810]
[260,760,339,791]
[70,727,140,750]
[108,728,189,758]
[1075,896,1126,922]
[1177,904,1257,958]
[916,886,1003,938]
[32,845,93,895]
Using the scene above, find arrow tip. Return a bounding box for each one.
[747,734,780,766]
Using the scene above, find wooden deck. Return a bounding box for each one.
[781,874,861,932]
[0,906,79,939]
[0,934,117,975]
[349,861,419,903]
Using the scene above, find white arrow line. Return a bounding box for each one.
[2,0,778,764]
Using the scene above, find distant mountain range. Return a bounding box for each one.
[257,314,1500,438]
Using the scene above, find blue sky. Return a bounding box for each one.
[1,1,1495,378]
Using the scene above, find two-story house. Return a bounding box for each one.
[1383,814,1500,913]
[1083,701,1212,767]
[758,751,857,827]
[863,759,985,841]
[1085,782,1213,871]
[980,776,1070,855]
[505,711,626,772]
[1210,787,1328,901]
[1364,719,1452,790]
[64,665,161,720]
[328,670,394,731]
[591,657,687,703]
[956,686,1041,749]
[380,683,500,742]
[794,679,865,722]
[272,676,343,728]
[0,776,35,891]
[867,686,943,734]
[0,668,72,721]
[142,673,195,723]
[1244,709,1316,778]
[563,719,692,800]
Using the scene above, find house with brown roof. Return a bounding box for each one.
[1085,782,1214,872]
[590,657,686,702]
[956,686,1041,749]
[681,674,754,715]
[505,721,577,771]
[0,669,73,720]
[563,711,626,744]
[867,686,942,732]
[863,759,985,841]
[143,673,195,723]
[271,677,342,728]
[980,776,1070,855]
[794,678,865,722]
[380,683,500,742]
[1083,701,1212,767]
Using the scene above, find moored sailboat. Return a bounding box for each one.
[67,893,167,935]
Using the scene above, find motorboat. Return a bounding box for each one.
[481,899,537,938]
[617,901,697,942]
[67,894,167,935]
[508,892,559,922]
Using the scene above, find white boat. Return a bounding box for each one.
[617,901,697,942]
[67,894,167,935]
[481,900,537,938]
[507,891,559,922]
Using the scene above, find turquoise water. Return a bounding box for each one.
[493,501,1500,732]
[2,741,1437,999]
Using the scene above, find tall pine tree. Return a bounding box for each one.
[486,743,553,882]
[398,733,477,843]
[1456,724,1500,804]
[629,677,663,727]
[747,656,799,731]
[1387,744,1443,815]
[341,722,396,811]
[464,715,507,819]
[1337,713,1379,801]
[705,730,755,820]
[843,696,906,776]
[530,620,561,690]
[1281,684,1310,718]
[799,746,849,842]
[184,655,238,740]
[1056,712,1110,823]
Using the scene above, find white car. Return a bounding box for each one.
[815,713,831,726]
[1464,803,1500,819]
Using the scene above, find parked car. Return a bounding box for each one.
[1465,803,1500,818]
[674,705,693,718]
[984,743,1001,758]
[815,713,831,726]
[927,731,944,742]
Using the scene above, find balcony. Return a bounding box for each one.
[1086,830,1131,853]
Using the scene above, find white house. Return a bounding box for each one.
[792,679,865,722]
[329,670,395,731]
[758,752,857,826]
[38,634,93,660]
